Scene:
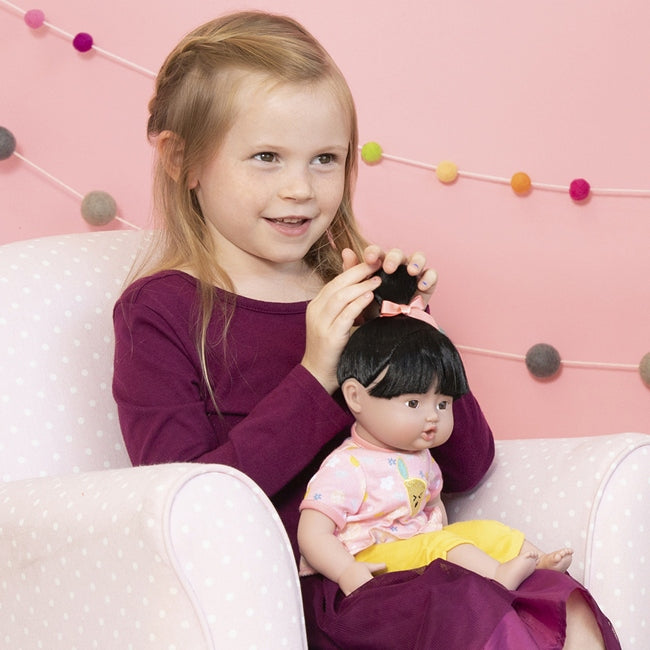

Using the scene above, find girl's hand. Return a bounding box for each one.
[302,259,382,393]
[342,245,438,303]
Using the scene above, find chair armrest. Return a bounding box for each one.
[0,463,307,649]
[444,432,650,649]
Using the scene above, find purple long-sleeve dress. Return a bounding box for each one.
[113,270,619,649]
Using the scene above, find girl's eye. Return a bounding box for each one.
[405,399,420,409]
[254,152,277,163]
[313,153,335,165]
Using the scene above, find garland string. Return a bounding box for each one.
[1,0,647,383]
[456,345,639,372]
[13,151,141,230]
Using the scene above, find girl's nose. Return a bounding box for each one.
[280,167,314,201]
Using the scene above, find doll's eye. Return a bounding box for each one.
[405,399,420,409]
[437,400,449,411]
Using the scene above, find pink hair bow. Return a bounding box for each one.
[379,295,439,329]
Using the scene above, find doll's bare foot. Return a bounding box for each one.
[494,552,538,590]
[536,548,573,572]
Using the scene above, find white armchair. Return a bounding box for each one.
[1,230,647,649]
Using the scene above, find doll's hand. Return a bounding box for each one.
[342,245,438,303]
[302,259,382,393]
[338,561,387,596]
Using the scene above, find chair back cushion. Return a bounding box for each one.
[0,230,147,481]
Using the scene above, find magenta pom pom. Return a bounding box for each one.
[24,9,45,29]
[569,178,590,201]
[73,32,94,52]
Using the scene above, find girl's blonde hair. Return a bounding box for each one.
[140,11,367,406]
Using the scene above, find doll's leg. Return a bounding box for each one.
[447,543,538,590]
[521,540,574,572]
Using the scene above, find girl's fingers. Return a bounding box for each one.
[312,273,381,326]
[318,259,381,301]
[380,248,404,274]
[406,252,427,276]
[417,267,438,294]
[341,247,359,272]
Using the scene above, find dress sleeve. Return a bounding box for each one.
[434,392,495,493]
[113,292,351,499]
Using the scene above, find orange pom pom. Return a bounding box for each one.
[511,171,532,195]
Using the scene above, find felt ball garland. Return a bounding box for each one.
[0,124,139,230]
[24,8,44,29]
[0,126,16,160]
[569,178,591,202]
[640,353,650,388]
[435,160,459,184]
[360,141,650,200]
[73,32,94,53]
[81,190,117,225]
[511,171,532,195]
[360,141,383,164]
[2,2,648,391]
[525,343,562,379]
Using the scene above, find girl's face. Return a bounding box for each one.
[191,73,350,288]
[345,380,455,453]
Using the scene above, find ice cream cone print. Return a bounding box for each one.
[397,458,427,516]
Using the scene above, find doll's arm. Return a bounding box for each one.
[298,509,385,596]
[428,493,449,527]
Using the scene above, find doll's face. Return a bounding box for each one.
[342,378,454,452]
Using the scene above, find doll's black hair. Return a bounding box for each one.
[337,266,469,399]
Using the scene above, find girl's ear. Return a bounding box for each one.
[341,378,364,414]
[157,130,199,188]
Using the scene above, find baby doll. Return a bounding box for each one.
[297,267,573,596]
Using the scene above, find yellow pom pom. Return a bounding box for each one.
[435,160,458,184]
[360,141,383,164]
[511,171,532,195]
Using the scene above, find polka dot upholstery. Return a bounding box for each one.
[0,231,647,648]
[0,231,141,482]
[0,463,307,649]
[445,434,650,648]
[0,232,307,649]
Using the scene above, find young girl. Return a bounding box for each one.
[298,267,573,595]
[112,10,618,649]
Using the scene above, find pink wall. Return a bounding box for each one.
[1,0,648,439]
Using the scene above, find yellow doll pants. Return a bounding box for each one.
[355,520,525,573]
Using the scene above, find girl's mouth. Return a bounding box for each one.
[265,216,311,236]
[267,217,308,225]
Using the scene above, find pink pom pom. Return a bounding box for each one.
[24,9,45,29]
[569,178,590,201]
[73,32,94,52]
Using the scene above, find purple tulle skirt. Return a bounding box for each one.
[301,561,620,649]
